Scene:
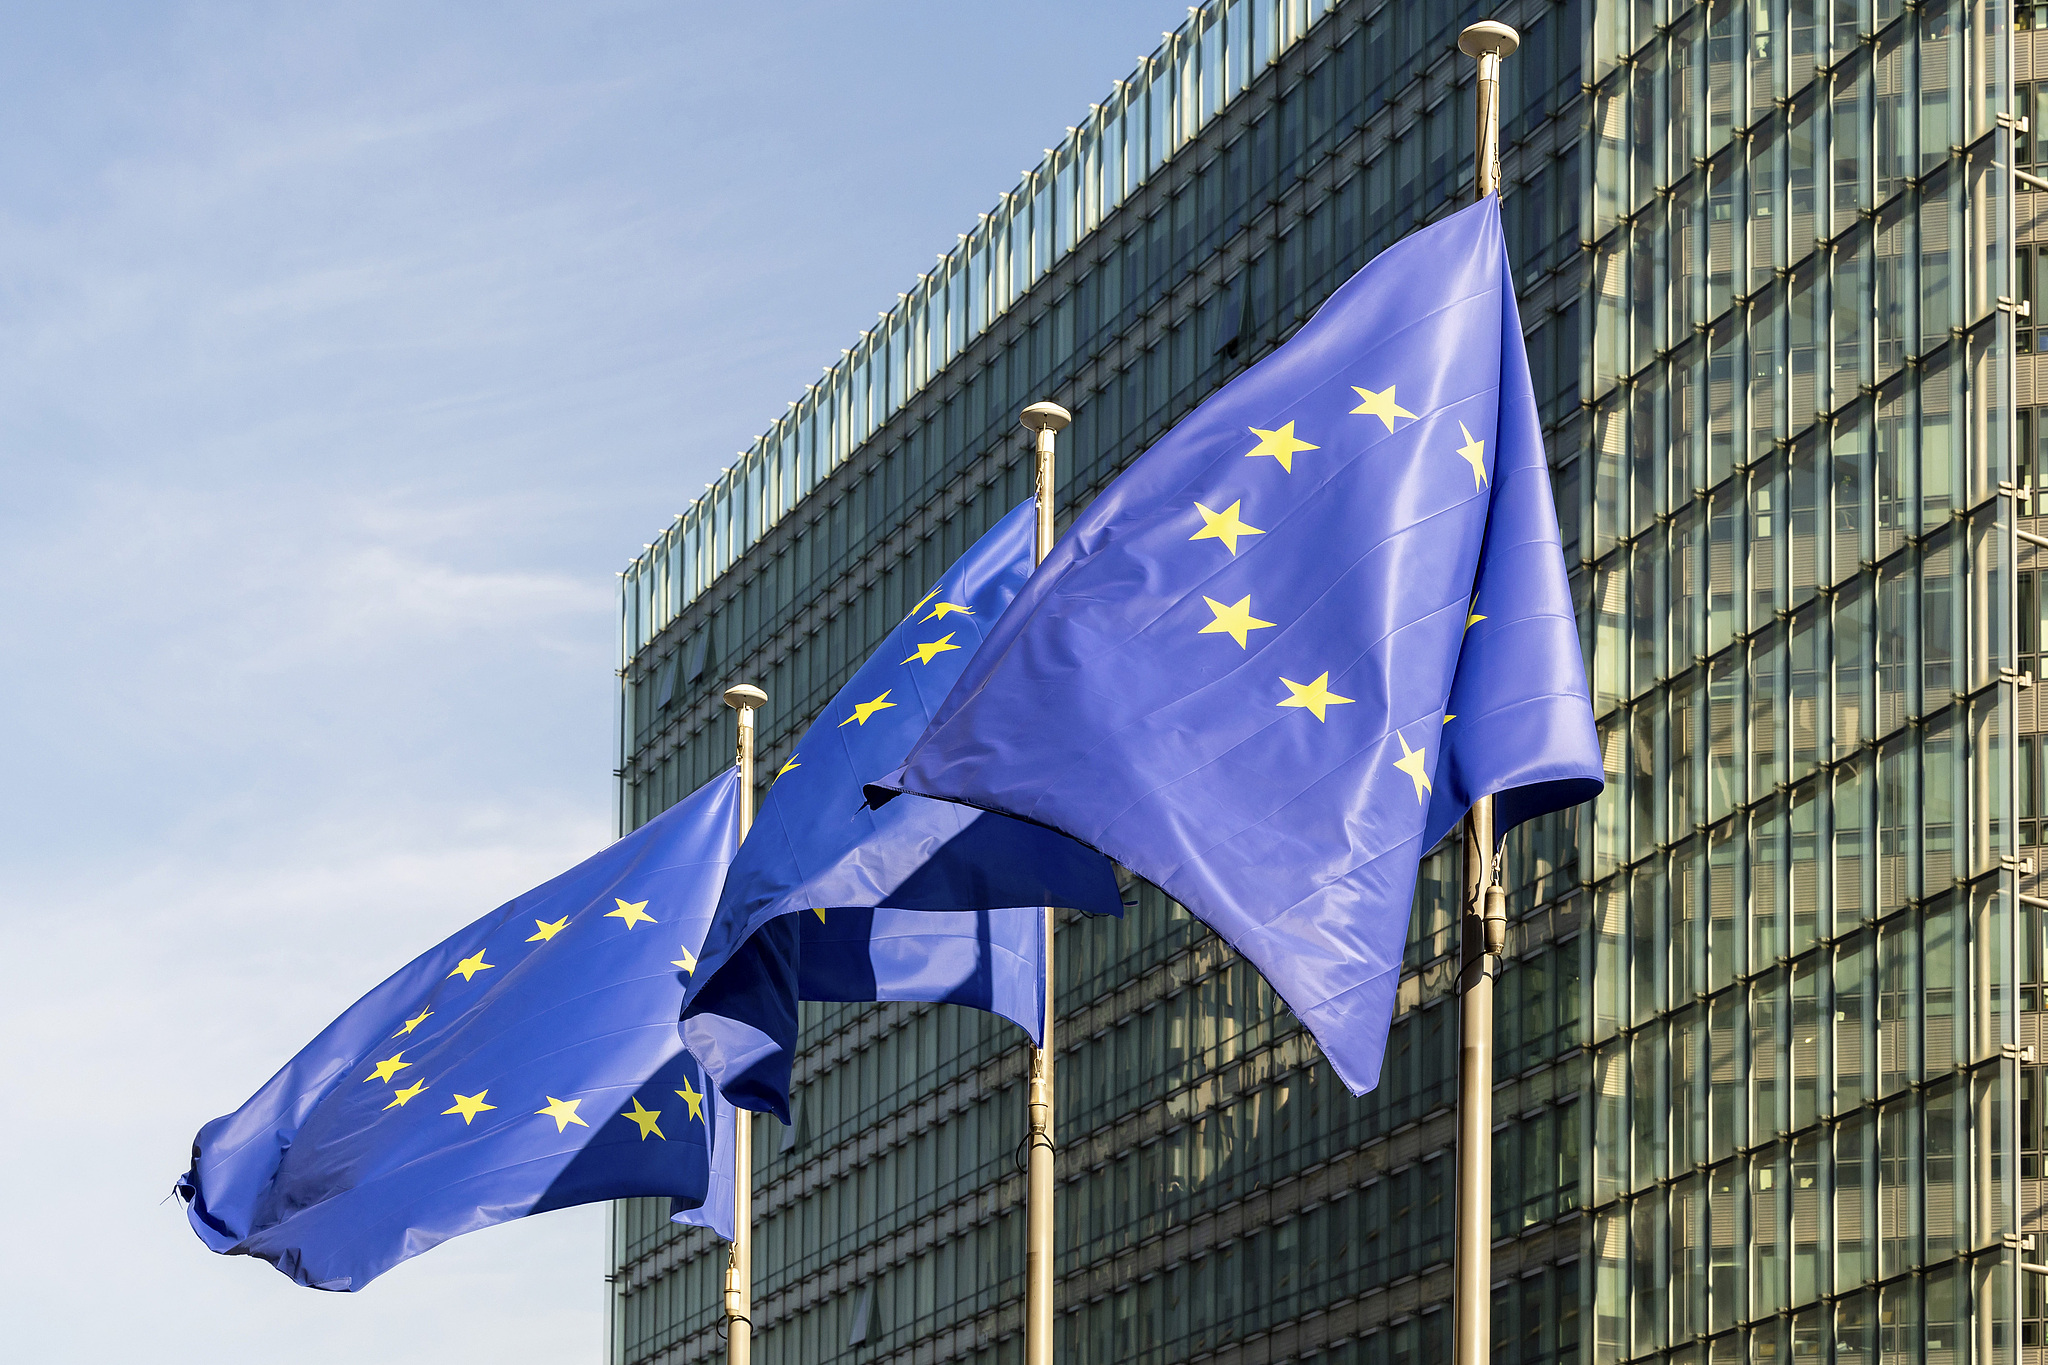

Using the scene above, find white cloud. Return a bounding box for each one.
[0,2,1172,1358]
[0,794,612,1359]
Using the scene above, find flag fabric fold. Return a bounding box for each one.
[179,769,742,1290]
[869,196,1601,1095]
[682,500,1123,1119]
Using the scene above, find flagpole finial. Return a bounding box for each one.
[1459,20,1519,203]
[1019,401,1071,433]
[723,684,767,712]
[1457,19,1519,59]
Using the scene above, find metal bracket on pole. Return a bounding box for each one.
[1018,400,1069,1365]
[1453,19,1518,1365]
[722,683,766,1365]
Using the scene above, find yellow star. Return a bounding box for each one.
[535,1096,589,1133]
[364,1051,411,1083]
[903,633,961,665]
[443,1091,496,1124]
[812,907,827,923]
[1467,611,1487,630]
[1243,421,1320,472]
[838,690,897,727]
[1190,501,1265,556]
[1443,714,1456,723]
[923,601,974,622]
[620,1096,665,1140]
[527,916,569,942]
[776,754,801,778]
[1455,421,1488,489]
[384,1078,427,1110]
[906,586,943,621]
[392,1007,433,1038]
[672,945,698,974]
[675,1078,706,1122]
[448,949,494,982]
[607,898,656,929]
[1277,672,1355,722]
[1350,384,1417,430]
[1393,732,1433,803]
[1198,595,1276,649]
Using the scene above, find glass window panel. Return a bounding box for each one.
[1873,197,1912,380]
[1876,1096,1920,1279]
[1709,316,1742,483]
[1923,1077,1963,1262]
[1790,952,1827,1130]
[1752,626,1784,796]
[1874,384,1910,558]
[1752,289,1783,453]
[1788,433,1824,602]
[1671,1174,1707,1339]
[1919,899,1964,1083]
[1875,558,1913,735]
[1753,1143,1789,1317]
[1752,454,1786,623]
[1832,50,1872,231]
[1592,403,1626,556]
[1594,1040,1629,1206]
[1753,798,1786,965]
[1871,739,1912,923]
[1710,989,1746,1161]
[1920,172,1956,349]
[1836,930,1876,1113]
[1834,1111,1875,1288]
[1708,652,1743,821]
[1921,361,1956,532]
[1710,820,1745,990]
[1922,708,1956,890]
[1631,703,1662,859]
[1629,1018,1671,1184]
[1631,211,1667,367]
[1789,1128,1829,1305]
[1789,606,1824,778]
[1709,1158,1744,1332]
[1593,554,1628,714]
[1709,484,1742,652]
[1671,502,1704,671]
[1832,401,1870,583]
[1789,258,1825,432]
[1834,226,1872,403]
[1631,532,1664,700]
[1633,1193,1670,1354]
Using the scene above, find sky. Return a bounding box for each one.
[0,3,1172,1358]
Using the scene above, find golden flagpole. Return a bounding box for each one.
[1452,20,1517,1365]
[721,682,767,1365]
[1017,400,1069,1365]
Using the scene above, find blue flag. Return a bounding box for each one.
[179,770,742,1290]
[682,500,1123,1118]
[870,197,1602,1095]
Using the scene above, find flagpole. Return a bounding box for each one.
[721,682,767,1365]
[1452,21,1517,1365]
[1018,399,1069,1365]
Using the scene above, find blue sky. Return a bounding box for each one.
[0,4,1168,1357]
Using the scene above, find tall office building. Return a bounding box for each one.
[608,2,2025,1360]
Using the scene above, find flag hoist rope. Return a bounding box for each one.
[1453,20,1518,1365]
[722,683,767,1365]
[1018,399,1069,1365]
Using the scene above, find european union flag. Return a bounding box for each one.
[871,198,1602,1095]
[178,770,742,1290]
[682,501,1123,1118]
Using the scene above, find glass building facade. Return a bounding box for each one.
[609,1,2030,1360]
